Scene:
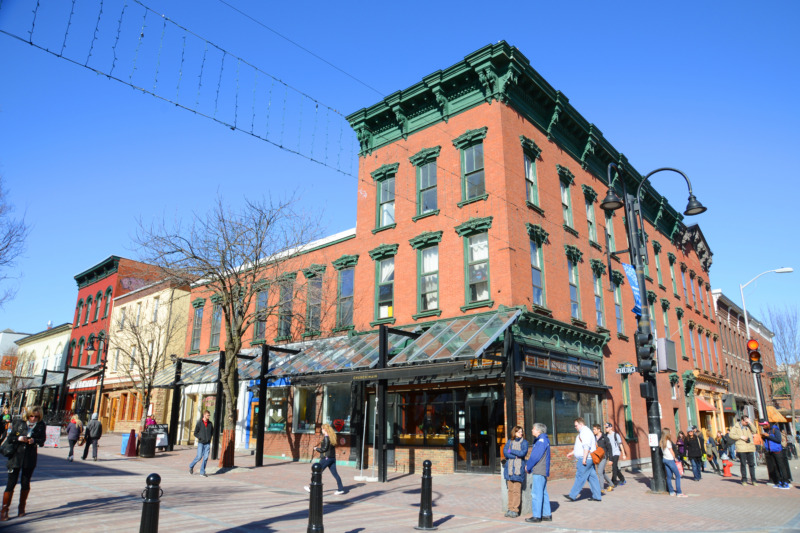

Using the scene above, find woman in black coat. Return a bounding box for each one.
[1,405,46,521]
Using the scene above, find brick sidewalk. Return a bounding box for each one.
[1,433,798,532]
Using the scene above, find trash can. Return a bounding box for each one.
[139,432,157,458]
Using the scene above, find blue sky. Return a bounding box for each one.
[1,0,798,335]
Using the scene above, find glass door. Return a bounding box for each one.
[455,390,501,473]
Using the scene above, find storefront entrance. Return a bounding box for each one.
[455,391,501,473]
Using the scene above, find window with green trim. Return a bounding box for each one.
[118,308,126,330]
[94,293,102,321]
[307,277,323,332]
[560,181,573,228]
[586,198,597,242]
[417,161,437,215]
[190,307,203,351]
[568,260,580,319]
[705,335,713,372]
[682,270,688,301]
[210,304,222,348]
[466,233,489,303]
[697,330,705,369]
[524,153,538,206]
[593,273,604,327]
[605,212,616,252]
[689,328,696,365]
[649,302,657,336]
[377,258,395,319]
[690,278,697,307]
[713,338,720,371]
[75,301,83,327]
[530,239,544,307]
[644,253,651,278]
[254,291,268,341]
[670,263,677,294]
[103,289,112,317]
[378,176,395,228]
[278,281,293,338]
[655,252,663,286]
[613,282,623,333]
[337,268,354,327]
[698,280,705,314]
[621,374,634,439]
[663,308,670,338]
[84,296,92,324]
[418,246,439,312]
[462,143,485,201]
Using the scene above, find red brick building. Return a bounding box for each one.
[177,42,719,477]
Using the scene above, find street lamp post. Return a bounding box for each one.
[739,267,793,421]
[601,163,706,494]
[86,335,109,416]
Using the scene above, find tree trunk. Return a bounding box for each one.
[219,426,236,468]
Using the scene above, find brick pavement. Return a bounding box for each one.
[0,434,798,532]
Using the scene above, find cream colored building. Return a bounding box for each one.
[14,323,72,410]
[103,280,190,434]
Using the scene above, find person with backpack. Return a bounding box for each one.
[605,423,626,486]
[593,424,614,493]
[706,432,721,474]
[761,421,790,489]
[685,428,705,481]
[82,413,103,461]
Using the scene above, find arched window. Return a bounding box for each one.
[42,346,51,372]
[54,343,64,370]
[75,300,84,326]
[94,291,103,321]
[103,288,113,317]
[84,296,93,324]
[68,340,76,366]
[78,338,85,366]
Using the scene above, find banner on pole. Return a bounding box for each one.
[622,263,642,317]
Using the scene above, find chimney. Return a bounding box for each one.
[47,320,53,330]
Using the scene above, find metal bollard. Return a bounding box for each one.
[140,473,162,533]
[415,460,437,530]
[307,462,324,533]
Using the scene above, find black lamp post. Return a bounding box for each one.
[86,335,109,416]
[600,162,706,494]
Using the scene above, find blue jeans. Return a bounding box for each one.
[691,458,702,480]
[319,456,344,491]
[190,442,211,474]
[663,458,682,495]
[569,460,602,500]
[531,474,551,519]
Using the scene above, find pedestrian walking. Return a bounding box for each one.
[65,415,82,462]
[81,413,102,461]
[676,431,690,470]
[592,424,613,493]
[779,429,794,480]
[605,423,626,486]
[189,410,213,477]
[502,425,528,518]
[305,423,346,495]
[730,415,758,486]
[685,428,705,481]
[525,423,551,523]
[706,432,721,474]
[660,427,687,497]
[761,422,790,489]
[1,405,46,521]
[0,406,11,445]
[723,429,737,461]
[564,417,602,502]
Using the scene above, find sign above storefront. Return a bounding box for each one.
[616,366,638,375]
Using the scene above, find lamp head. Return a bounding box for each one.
[86,337,96,356]
[600,189,624,212]
[684,195,707,216]
[775,267,793,274]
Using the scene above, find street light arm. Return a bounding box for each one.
[741,268,792,291]
[637,167,696,202]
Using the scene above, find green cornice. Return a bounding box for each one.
[581,184,597,203]
[652,240,662,254]
[368,244,399,261]
[74,255,122,289]
[661,298,671,310]
[332,254,359,270]
[564,245,583,263]
[452,127,488,149]
[409,146,441,167]
[556,164,575,186]
[676,306,685,318]
[192,298,206,309]
[689,269,696,279]
[346,41,687,246]
[370,163,399,182]
[519,135,542,159]
[680,262,688,272]
[611,270,625,286]
[278,272,298,282]
[409,231,443,250]
[210,294,224,304]
[454,216,493,237]
[525,223,549,245]
[589,259,606,277]
[514,311,608,362]
[647,290,657,304]
[302,264,327,279]
[667,252,677,265]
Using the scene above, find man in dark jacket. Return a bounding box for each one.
[525,423,551,523]
[82,413,103,461]
[762,422,790,489]
[685,428,705,481]
[189,410,213,477]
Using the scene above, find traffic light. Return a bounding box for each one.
[636,328,656,375]
[747,339,763,374]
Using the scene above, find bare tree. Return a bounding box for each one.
[107,286,190,430]
[0,346,35,415]
[765,304,799,437]
[134,195,324,466]
[0,177,29,307]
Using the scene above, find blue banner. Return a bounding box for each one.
[622,263,642,317]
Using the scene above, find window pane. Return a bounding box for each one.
[380,259,394,283]
[420,163,436,189]
[381,202,395,225]
[324,384,352,433]
[379,283,394,302]
[266,388,288,432]
[554,390,579,446]
[381,178,395,202]
[466,170,485,199]
[469,234,488,262]
[534,388,553,434]
[422,247,438,273]
[472,143,483,168]
[294,387,316,432]
[421,273,438,294]
[421,291,438,311]
[470,281,489,302]
[421,189,437,213]
[469,263,488,285]
[340,268,354,298]
[340,298,353,326]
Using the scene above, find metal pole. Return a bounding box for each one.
[503,332,516,435]
[740,283,766,421]
[211,350,224,461]
[414,459,437,530]
[139,473,162,533]
[94,340,107,416]
[168,359,182,451]
[58,366,70,412]
[377,326,388,483]
[307,462,324,533]
[256,344,269,467]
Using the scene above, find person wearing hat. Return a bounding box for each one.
[605,423,626,487]
[729,415,757,485]
[82,413,103,461]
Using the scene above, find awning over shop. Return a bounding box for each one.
[767,405,788,423]
[696,397,716,412]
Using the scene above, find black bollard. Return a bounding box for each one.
[307,462,324,533]
[415,459,437,530]
[140,473,162,533]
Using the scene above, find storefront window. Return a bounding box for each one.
[532,388,601,446]
[395,390,457,446]
[266,387,288,432]
[293,387,316,433]
[324,384,351,433]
